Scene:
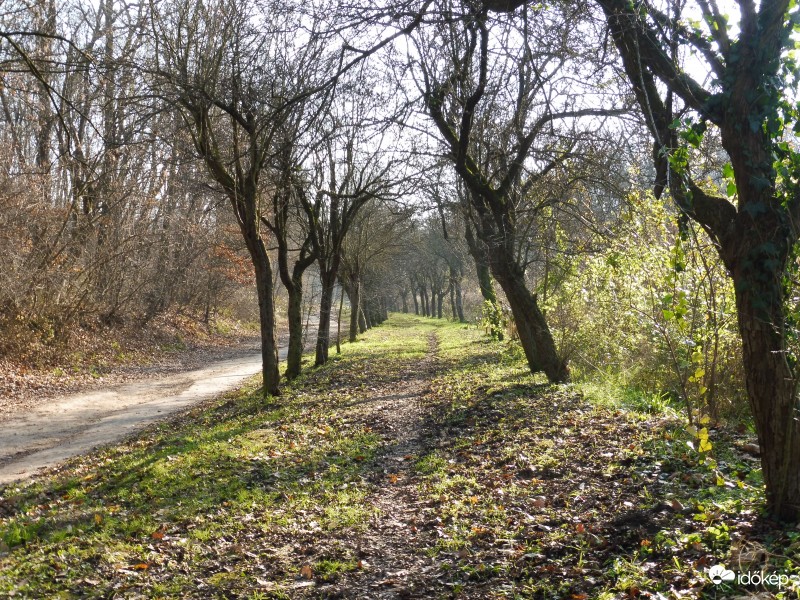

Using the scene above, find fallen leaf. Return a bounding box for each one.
[300,564,313,579]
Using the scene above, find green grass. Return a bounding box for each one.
[0,315,439,597]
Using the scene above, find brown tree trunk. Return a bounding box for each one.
[315,269,337,366]
[336,284,344,353]
[455,279,465,322]
[285,281,304,380]
[364,299,373,329]
[729,228,800,521]
[348,279,360,342]
[249,237,280,397]
[358,307,367,333]
[491,257,568,384]
[465,221,498,304]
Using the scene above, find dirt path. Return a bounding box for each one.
[311,332,446,598]
[0,348,273,484]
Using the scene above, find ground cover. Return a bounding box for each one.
[0,314,797,598]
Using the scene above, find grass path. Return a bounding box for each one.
[1,315,797,599]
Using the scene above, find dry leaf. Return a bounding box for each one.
[300,564,313,579]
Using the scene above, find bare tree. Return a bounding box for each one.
[412,1,622,382]
[149,0,337,395]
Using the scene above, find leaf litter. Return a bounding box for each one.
[0,315,797,598]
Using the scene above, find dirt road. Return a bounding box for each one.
[0,349,271,484]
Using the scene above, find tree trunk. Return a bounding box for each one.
[285,281,303,379]
[455,279,465,322]
[401,290,408,313]
[315,269,337,366]
[729,232,800,521]
[436,292,443,319]
[347,279,359,342]
[492,258,568,384]
[421,287,430,317]
[250,239,280,397]
[412,288,419,315]
[364,299,373,329]
[359,300,368,332]
[336,283,344,354]
[465,221,497,304]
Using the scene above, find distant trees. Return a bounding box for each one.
[298,88,403,365]
[0,0,242,360]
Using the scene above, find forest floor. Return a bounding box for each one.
[1,315,798,599]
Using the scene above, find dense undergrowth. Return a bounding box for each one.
[0,314,797,598]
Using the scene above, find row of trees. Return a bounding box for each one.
[3,0,799,520]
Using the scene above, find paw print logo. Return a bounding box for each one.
[708,564,735,585]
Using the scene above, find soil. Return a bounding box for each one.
[0,346,268,484]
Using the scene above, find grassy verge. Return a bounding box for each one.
[1,314,797,599]
[413,323,798,598]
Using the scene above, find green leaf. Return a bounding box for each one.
[722,163,734,179]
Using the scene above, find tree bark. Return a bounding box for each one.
[315,268,337,366]
[726,210,800,521]
[336,283,344,354]
[348,279,361,342]
[465,220,498,304]
[491,254,568,383]
[358,301,368,332]
[455,279,465,322]
[285,281,304,379]
[249,236,280,397]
